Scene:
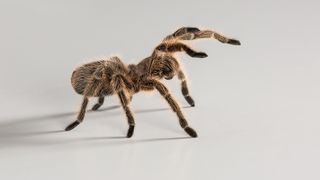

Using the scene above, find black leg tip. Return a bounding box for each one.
[188,99,195,107]
[194,52,208,58]
[185,27,201,33]
[228,39,241,45]
[185,96,195,107]
[126,125,135,138]
[92,104,101,111]
[65,121,80,131]
[184,126,198,138]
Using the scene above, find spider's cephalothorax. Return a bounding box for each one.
[65,27,241,138]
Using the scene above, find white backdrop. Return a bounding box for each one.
[0,0,319,180]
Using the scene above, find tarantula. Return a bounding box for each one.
[65,27,241,138]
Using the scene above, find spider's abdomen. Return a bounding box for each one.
[71,61,102,95]
[71,57,129,97]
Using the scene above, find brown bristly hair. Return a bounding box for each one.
[65,26,241,138]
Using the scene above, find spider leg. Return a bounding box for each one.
[164,26,241,45]
[92,96,105,111]
[142,80,197,137]
[177,70,195,107]
[66,77,99,131]
[194,30,241,45]
[115,74,134,89]
[112,74,135,138]
[164,27,201,40]
[155,42,208,58]
[65,96,89,131]
[174,27,201,35]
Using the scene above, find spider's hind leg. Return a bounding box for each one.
[66,77,99,131]
[65,96,89,131]
[92,96,105,111]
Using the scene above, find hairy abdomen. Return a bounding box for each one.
[71,58,128,97]
[71,61,102,95]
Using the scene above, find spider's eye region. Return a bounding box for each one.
[156,44,166,51]
[162,66,172,73]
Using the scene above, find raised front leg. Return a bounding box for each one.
[65,96,89,131]
[172,27,201,37]
[177,70,195,107]
[142,80,197,137]
[163,27,200,40]
[155,42,208,58]
[163,26,241,45]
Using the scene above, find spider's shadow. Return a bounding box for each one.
[0,105,193,142]
[0,105,121,128]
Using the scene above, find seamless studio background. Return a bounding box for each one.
[0,0,319,180]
